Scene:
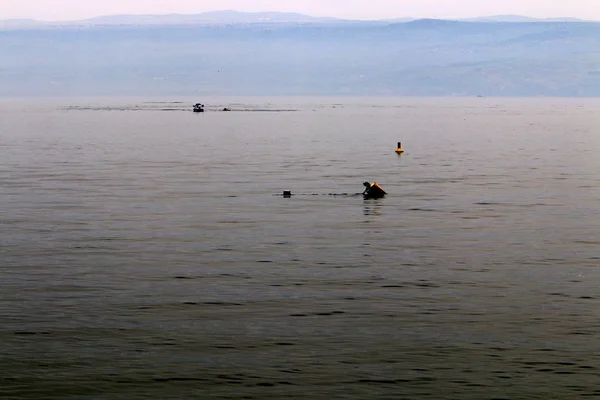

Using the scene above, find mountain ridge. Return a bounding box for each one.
[0,11,594,29]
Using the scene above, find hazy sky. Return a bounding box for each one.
[2,0,599,21]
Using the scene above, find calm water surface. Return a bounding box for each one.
[2,97,600,399]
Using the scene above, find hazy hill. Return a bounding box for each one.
[0,11,341,29]
[0,18,46,29]
[1,16,599,96]
[82,11,340,25]
[1,11,592,29]
[460,15,586,23]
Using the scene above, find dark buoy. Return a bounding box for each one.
[395,142,404,154]
[283,190,292,198]
[363,181,386,199]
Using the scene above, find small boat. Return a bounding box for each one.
[193,103,205,113]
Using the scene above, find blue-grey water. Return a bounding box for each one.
[2,97,600,399]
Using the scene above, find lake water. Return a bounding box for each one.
[2,97,600,399]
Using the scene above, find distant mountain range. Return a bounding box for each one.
[82,10,340,25]
[0,11,591,28]
[0,11,340,28]
[460,15,586,23]
[1,12,599,97]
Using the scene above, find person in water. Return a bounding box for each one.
[363,181,387,198]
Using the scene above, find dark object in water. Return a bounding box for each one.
[395,142,404,154]
[363,182,386,199]
[222,107,231,111]
[193,103,205,113]
[283,190,292,198]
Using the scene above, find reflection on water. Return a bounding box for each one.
[363,199,383,216]
[2,97,600,399]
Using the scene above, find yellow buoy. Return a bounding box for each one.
[395,142,404,154]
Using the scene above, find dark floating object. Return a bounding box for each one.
[222,107,231,111]
[192,103,205,113]
[363,181,387,199]
[395,142,404,154]
[283,190,292,198]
